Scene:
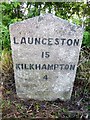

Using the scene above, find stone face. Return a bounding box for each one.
[9,14,83,101]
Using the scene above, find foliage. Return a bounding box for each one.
[83,31,90,47]
[0,23,10,51]
[0,2,90,55]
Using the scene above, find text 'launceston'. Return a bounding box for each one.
[13,37,80,46]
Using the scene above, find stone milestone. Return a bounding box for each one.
[9,14,83,101]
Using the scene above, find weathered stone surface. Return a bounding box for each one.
[9,14,83,101]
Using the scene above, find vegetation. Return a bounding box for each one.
[0,1,90,119]
[0,2,90,53]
